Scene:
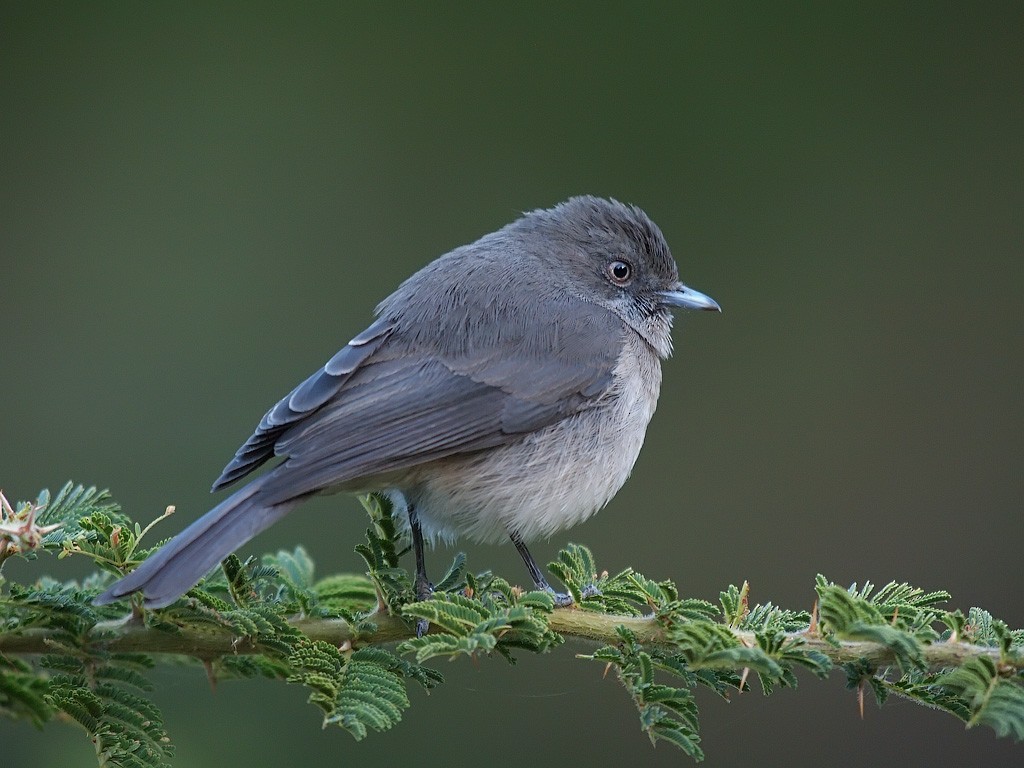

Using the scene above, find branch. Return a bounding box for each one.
[0,606,1014,674]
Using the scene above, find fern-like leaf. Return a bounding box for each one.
[939,657,1024,740]
[0,655,53,727]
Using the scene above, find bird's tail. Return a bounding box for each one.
[94,474,302,609]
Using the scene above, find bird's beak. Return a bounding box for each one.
[659,283,721,312]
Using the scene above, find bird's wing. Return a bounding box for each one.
[211,317,395,490]
[215,299,625,504]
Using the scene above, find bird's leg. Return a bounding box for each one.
[407,502,432,637]
[509,530,576,607]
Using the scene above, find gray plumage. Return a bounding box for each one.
[95,196,719,609]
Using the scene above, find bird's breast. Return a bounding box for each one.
[400,332,663,545]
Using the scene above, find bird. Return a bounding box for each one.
[94,196,720,611]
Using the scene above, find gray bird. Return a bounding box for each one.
[95,196,720,611]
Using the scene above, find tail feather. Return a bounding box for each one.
[94,475,301,609]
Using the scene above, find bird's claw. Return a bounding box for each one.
[547,583,601,607]
[580,583,601,600]
[414,577,433,637]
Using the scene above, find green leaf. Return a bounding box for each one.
[816,582,925,671]
[940,657,1024,740]
[0,656,53,727]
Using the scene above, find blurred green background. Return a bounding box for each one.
[2,4,1022,766]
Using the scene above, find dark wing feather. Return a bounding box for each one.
[259,347,614,507]
[260,360,509,503]
[217,299,625,506]
[211,317,394,490]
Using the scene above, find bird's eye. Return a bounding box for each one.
[607,260,632,285]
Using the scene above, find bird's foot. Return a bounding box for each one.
[413,575,434,637]
[580,583,602,600]
[545,582,601,607]
[548,589,574,607]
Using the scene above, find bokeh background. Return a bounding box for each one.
[3,4,1022,767]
